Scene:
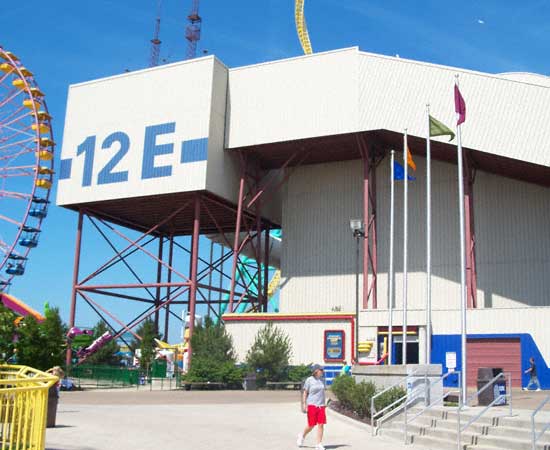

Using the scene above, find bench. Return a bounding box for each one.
[181,381,225,391]
[266,381,303,390]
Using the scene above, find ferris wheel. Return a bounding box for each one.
[0,47,54,291]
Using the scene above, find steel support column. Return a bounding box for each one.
[464,155,478,308]
[154,236,164,333]
[358,135,378,309]
[229,166,246,313]
[164,236,174,340]
[66,210,84,368]
[187,195,201,366]
[263,224,270,312]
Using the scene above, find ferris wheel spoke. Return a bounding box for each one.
[0,214,22,227]
[0,190,32,200]
[0,104,27,125]
[0,123,35,141]
[1,111,31,129]
[0,147,33,163]
[0,136,34,152]
[0,88,24,110]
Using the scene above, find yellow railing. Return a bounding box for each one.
[0,365,58,450]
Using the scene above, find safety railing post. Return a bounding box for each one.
[457,371,462,450]
[508,372,513,417]
[371,397,375,436]
[404,393,408,444]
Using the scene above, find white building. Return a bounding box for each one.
[58,47,550,388]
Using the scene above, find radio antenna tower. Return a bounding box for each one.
[149,0,162,67]
[185,0,202,59]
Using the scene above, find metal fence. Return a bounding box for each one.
[0,365,58,450]
[69,364,183,391]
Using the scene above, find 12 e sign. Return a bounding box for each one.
[60,122,208,187]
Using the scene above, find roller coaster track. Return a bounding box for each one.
[295,0,313,54]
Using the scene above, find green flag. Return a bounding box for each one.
[429,115,455,141]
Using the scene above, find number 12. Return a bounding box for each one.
[76,132,130,187]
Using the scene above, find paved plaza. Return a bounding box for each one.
[46,390,423,450]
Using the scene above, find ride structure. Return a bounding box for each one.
[0,47,54,290]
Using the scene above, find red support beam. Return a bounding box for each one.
[187,195,201,366]
[464,155,478,308]
[357,135,378,309]
[154,236,164,333]
[229,162,246,313]
[66,210,84,368]
[164,236,174,341]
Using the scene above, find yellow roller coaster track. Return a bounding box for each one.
[295,0,313,55]
[267,269,281,298]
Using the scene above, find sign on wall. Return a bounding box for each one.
[324,330,345,362]
[57,57,221,206]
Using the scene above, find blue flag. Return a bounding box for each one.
[394,161,416,181]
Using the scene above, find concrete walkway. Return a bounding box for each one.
[46,391,426,450]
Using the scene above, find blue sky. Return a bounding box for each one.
[1,0,548,337]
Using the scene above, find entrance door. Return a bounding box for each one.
[466,338,521,387]
[394,342,419,364]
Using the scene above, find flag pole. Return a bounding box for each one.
[402,130,408,366]
[426,104,432,365]
[388,149,395,365]
[455,75,468,404]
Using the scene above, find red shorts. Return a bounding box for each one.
[307,405,327,426]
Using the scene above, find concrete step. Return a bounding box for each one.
[383,408,550,450]
[473,433,550,450]
[381,427,473,450]
[409,406,548,431]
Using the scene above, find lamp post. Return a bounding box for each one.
[350,219,365,362]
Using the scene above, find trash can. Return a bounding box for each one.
[243,373,257,391]
[47,385,59,428]
[477,367,505,406]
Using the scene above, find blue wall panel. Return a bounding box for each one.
[432,333,548,388]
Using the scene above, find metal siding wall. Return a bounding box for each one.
[226,48,359,148]
[280,160,363,313]
[358,52,550,167]
[475,172,550,308]
[281,153,550,315]
[225,320,353,365]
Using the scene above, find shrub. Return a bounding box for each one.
[184,318,242,387]
[351,381,377,418]
[17,307,66,371]
[0,305,16,363]
[331,375,405,419]
[288,364,311,383]
[374,386,406,413]
[245,323,292,386]
[331,374,356,410]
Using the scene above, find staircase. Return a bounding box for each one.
[380,406,550,450]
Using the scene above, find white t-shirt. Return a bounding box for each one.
[304,376,326,406]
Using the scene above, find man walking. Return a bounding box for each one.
[523,357,542,391]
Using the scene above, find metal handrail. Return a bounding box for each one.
[457,371,513,450]
[370,368,421,436]
[531,395,550,450]
[404,371,462,444]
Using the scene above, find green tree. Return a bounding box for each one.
[185,317,243,386]
[130,319,158,370]
[245,323,292,386]
[0,304,17,363]
[17,307,67,371]
[85,321,121,365]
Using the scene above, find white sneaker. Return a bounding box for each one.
[537,388,542,391]
[296,434,304,447]
[315,445,325,450]
[522,387,527,391]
